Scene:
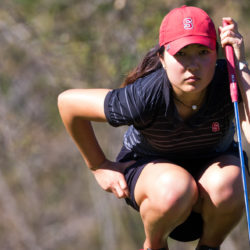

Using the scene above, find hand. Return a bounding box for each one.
[91,159,136,199]
[219,17,246,62]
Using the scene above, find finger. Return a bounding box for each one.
[221,36,242,49]
[220,26,243,47]
[114,185,127,199]
[221,18,237,29]
[221,23,235,32]
[116,187,124,198]
[221,35,242,47]
[222,17,237,27]
[220,30,236,40]
[220,27,239,41]
[119,179,130,197]
[112,177,129,198]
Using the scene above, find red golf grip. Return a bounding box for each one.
[223,20,238,102]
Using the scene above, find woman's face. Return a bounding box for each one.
[160,44,217,96]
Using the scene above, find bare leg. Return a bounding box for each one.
[134,161,198,250]
[196,155,245,248]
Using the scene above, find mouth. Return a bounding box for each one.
[185,76,201,83]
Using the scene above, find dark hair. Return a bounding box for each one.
[121,45,165,87]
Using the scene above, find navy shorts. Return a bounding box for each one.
[116,142,248,242]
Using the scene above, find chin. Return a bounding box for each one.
[185,82,209,93]
[183,85,200,93]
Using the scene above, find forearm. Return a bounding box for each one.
[64,117,106,170]
[236,64,250,142]
[57,88,110,169]
[237,64,250,114]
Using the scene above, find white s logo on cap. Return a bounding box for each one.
[183,18,193,30]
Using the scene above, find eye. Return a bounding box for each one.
[199,49,210,55]
[175,51,186,56]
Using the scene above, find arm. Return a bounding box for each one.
[237,63,250,143]
[219,17,250,142]
[57,89,134,198]
[58,89,109,169]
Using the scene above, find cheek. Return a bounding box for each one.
[167,72,181,86]
[165,63,184,84]
[162,52,184,84]
[203,57,217,81]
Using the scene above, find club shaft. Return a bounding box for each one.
[234,102,250,240]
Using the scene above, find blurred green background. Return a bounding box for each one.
[0,0,249,249]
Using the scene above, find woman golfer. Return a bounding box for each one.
[58,5,250,250]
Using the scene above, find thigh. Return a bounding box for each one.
[195,154,243,212]
[134,160,198,209]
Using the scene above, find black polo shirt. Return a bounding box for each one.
[104,59,236,160]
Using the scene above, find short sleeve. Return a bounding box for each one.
[104,69,165,128]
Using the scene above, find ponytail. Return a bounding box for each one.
[121,45,165,87]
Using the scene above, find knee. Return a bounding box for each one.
[203,168,244,213]
[151,170,198,216]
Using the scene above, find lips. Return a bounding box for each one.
[185,76,201,82]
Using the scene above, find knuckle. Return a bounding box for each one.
[117,194,124,199]
[104,186,110,192]
[104,182,114,192]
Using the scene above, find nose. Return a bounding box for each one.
[186,55,200,72]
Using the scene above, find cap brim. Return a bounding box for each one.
[165,36,216,55]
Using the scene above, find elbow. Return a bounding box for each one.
[57,89,84,121]
[57,90,71,112]
[57,90,74,119]
[57,91,65,111]
[57,90,78,128]
[242,121,250,144]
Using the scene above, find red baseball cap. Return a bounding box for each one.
[159,6,217,55]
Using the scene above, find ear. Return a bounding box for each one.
[158,52,166,69]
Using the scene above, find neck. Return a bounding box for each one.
[173,89,207,106]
